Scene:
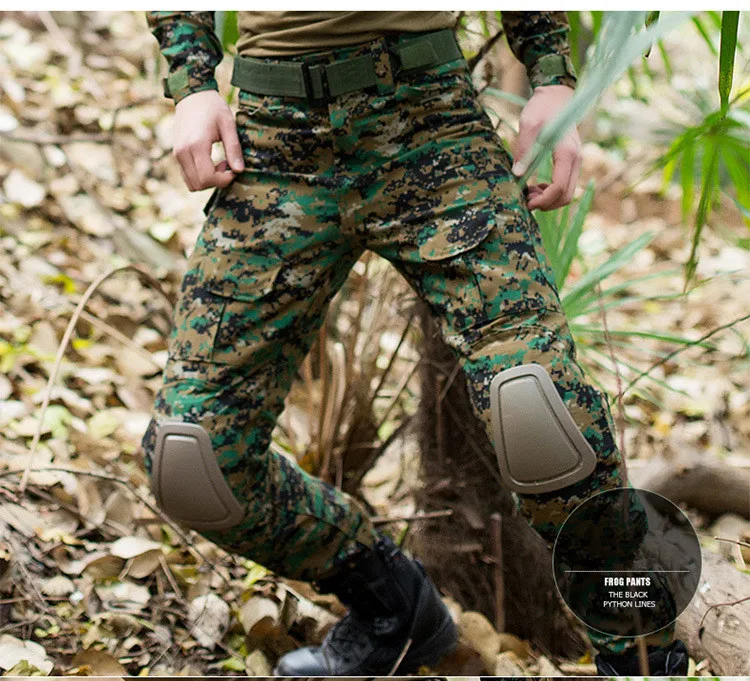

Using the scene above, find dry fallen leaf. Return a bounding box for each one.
[109,535,162,560]
[244,649,272,676]
[187,593,230,649]
[70,648,127,675]
[3,168,46,208]
[0,502,44,538]
[497,631,531,660]
[537,654,564,676]
[126,548,163,579]
[0,634,54,674]
[239,595,281,643]
[95,580,151,613]
[494,650,526,676]
[41,574,75,597]
[458,610,500,673]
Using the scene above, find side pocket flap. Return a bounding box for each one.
[419,207,497,261]
[201,250,282,302]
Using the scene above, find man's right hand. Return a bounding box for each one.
[173,90,245,191]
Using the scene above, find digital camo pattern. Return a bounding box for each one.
[146,12,222,103]
[501,11,577,88]
[146,11,576,103]
[142,36,669,654]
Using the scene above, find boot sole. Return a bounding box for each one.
[396,610,458,674]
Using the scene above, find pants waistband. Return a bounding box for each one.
[230,28,463,101]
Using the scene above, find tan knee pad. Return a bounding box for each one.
[151,421,245,531]
[489,364,597,494]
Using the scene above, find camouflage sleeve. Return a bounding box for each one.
[146,12,223,104]
[501,12,578,90]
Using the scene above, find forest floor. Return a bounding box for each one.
[0,11,748,677]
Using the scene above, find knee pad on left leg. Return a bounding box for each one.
[151,421,245,531]
[490,363,597,494]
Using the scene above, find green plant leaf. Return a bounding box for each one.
[215,11,239,51]
[680,139,696,220]
[656,38,673,80]
[722,146,750,213]
[557,181,596,287]
[644,12,659,58]
[562,232,654,317]
[718,11,740,113]
[518,11,695,182]
[568,11,583,70]
[481,87,529,108]
[692,14,718,56]
[685,143,720,286]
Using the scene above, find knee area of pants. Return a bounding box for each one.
[141,418,159,475]
[489,363,598,495]
[148,420,246,533]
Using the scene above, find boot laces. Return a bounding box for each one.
[326,611,375,660]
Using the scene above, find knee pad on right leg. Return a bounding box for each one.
[490,363,598,494]
[150,421,245,531]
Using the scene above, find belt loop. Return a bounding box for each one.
[305,62,330,101]
[300,61,314,99]
[374,37,395,96]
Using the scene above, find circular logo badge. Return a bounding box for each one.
[552,487,701,637]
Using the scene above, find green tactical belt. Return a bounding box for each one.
[230,28,463,101]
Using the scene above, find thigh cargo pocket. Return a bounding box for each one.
[417,202,564,335]
[471,207,564,324]
[170,250,284,367]
[417,205,495,333]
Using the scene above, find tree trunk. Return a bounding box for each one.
[411,306,585,658]
[630,451,750,519]
[676,551,750,675]
[411,313,750,671]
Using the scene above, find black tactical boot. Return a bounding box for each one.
[595,640,689,676]
[273,535,457,676]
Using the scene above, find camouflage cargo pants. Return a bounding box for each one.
[142,35,672,654]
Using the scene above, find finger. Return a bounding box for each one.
[512,118,541,177]
[525,183,548,195]
[192,142,223,190]
[527,182,565,211]
[532,142,576,210]
[212,164,236,188]
[211,159,236,188]
[218,112,245,173]
[525,184,546,201]
[176,149,199,191]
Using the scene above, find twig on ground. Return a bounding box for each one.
[25,483,131,537]
[715,536,750,549]
[596,281,628,483]
[714,537,750,549]
[624,312,750,394]
[19,264,172,495]
[387,637,412,675]
[1,466,230,591]
[490,512,505,632]
[0,131,111,145]
[372,509,453,525]
[37,11,75,57]
[158,552,186,606]
[6,535,55,617]
[637,636,650,676]
[698,594,750,629]
[79,308,163,369]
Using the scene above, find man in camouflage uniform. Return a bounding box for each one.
[143,11,688,676]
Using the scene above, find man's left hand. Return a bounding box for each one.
[512,85,581,212]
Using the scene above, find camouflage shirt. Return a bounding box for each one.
[146,11,577,103]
